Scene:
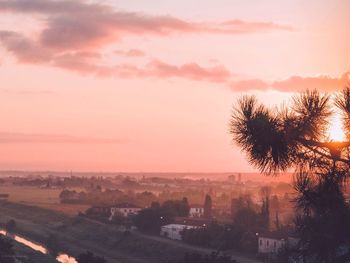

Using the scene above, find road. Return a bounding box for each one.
[132,230,262,263]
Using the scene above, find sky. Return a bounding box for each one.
[0,0,349,172]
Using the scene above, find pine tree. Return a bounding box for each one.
[230,88,350,262]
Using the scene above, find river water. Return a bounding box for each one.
[0,230,77,263]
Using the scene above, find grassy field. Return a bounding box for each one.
[13,241,58,263]
[0,185,89,216]
[0,202,216,263]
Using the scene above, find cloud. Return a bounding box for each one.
[230,72,350,92]
[115,49,145,57]
[144,60,231,82]
[0,0,295,83]
[0,30,233,81]
[212,20,294,34]
[0,132,128,144]
[1,28,348,90]
[0,0,294,51]
[0,31,51,63]
[56,59,233,82]
[272,72,350,92]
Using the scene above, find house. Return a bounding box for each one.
[110,203,142,218]
[160,224,197,240]
[258,232,300,254]
[86,205,111,217]
[189,205,204,218]
[258,233,286,254]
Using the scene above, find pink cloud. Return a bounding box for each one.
[56,59,232,82]
[0,0,295,83]
[0,29,233,82]
[0,0,294,51]
[144,60,231,82]
[115,49,145,57]
[212,20,295,34]
[1,29,348,90]
[272,73,350,92]
[0,31,51,63]
[230,72,350,92]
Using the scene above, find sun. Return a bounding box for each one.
[327,113,346,142]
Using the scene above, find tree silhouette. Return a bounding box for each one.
[5,219,16,234]
[204,194,212,219]
[0,236,14,259]
[46,234,60,257]
[77,251,106,263]
[230,88,350,263]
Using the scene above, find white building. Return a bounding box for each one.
[189,205,204,218]
[110,203,142,219]
[258,233,286,254]
[258,233,300,255]
[160,224,196,240]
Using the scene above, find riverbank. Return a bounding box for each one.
[0,202,208,263]
[12,241,58,263]
[0,201,261,263]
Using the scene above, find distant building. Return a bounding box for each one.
[258,232,299,254]
[160,224,197,240]
[189,205,204,218]
[259,235,285,254]
[86,205,111,217]
[110,203,142,219]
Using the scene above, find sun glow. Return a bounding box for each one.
[328,113,346,142]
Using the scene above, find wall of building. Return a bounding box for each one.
[258,237,285,254]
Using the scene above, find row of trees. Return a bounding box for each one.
[60,188,157,207]
[133,198,190,234]
[133,195,213,234]
[181,195,277,253]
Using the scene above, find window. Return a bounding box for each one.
[259,240,262,246]
[274,241,276,248]
[266,240,269,247]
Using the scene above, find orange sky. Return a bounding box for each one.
[0,0,349,172]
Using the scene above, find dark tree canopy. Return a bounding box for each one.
[77,251,106,263]
[133,198,189,234]
[230,88,350,263]
[5,219,16,234]
[230,90,338,174]
[203,194,212,219]
[182,252,237,263]
[0,236,14,258]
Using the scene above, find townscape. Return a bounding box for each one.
[0,172,296,262]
